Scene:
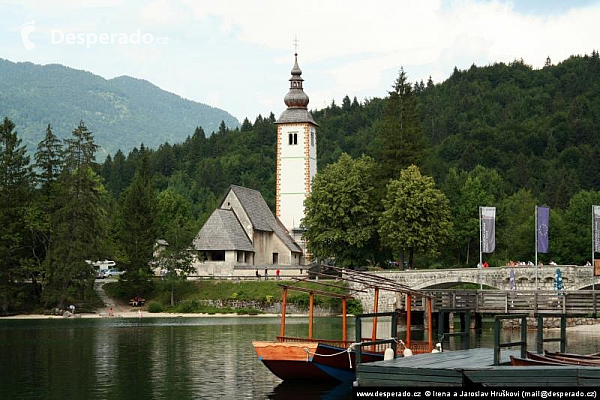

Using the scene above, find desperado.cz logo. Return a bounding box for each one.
[20,22,168,50]
[21,20,36,50]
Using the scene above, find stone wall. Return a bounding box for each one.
[197,299,335,315]
[503,316,599,329]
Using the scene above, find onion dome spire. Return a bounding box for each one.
[276,52,317,125]
[284,53,310,109]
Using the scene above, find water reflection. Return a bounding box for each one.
[268,381,352,400]
[1,316,600,399]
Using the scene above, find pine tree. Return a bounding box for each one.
[116,154,156,292]
[218,120,228,134]
[43,121,106,308]
[374,68,426,181]
[0,118,34,313]
[35,124,63,195]
[155,189,196,305]
[28,124,63,280]
[240,118,253,132]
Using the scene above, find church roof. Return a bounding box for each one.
[277,108,318,125]
[276,53,319,126]
[229,185,303,253]
[230,185,274,232]
[193,208,254,251]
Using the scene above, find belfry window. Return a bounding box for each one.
[288,133,298,145]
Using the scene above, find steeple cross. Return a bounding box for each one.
[293,36,299,55]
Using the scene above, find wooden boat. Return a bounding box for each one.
[252,267,435,382]
[544,350,600,361]
[510,355,563,366]
[252,341,331,380]
[526,351,600,366]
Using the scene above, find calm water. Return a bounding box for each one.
[2,316,600,399]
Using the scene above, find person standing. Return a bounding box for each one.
[276,269,280,280]
[264,268,268,281]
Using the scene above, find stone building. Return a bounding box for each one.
[275,52,318,254]
[191,53,315,276]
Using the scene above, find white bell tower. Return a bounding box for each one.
[275,53,318,250]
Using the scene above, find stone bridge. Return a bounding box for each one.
[350,265,600,314]
[381,265,598,291]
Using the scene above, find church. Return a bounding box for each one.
[191,53,317,276]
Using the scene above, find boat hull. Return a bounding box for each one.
[253,341,388,382]
[312,343,384,382]
[252,341,335,381]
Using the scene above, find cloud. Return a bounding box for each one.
[176,0,600,102]
[3,0,600,121]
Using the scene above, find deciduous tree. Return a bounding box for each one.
[303,153,381,267]
[379,165,452,269]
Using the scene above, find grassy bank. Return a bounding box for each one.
[104,279,362,315]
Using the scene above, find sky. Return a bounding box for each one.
[2,0,600,124]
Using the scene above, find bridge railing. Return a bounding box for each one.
[411,289,600,316]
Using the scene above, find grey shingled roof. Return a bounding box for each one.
[229,185,273,232]
[229,185,302,253]
[276,108,319,126]
[193,208,254,251]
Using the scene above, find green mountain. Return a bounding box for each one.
[0,59,239,158]
[99,52,600,267]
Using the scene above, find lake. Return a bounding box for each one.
[2,316,600,399]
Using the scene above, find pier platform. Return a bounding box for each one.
[355,348,600,387]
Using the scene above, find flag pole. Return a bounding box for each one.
[479,207,483,290]
[593,205,595,293]
[535,205,538,291]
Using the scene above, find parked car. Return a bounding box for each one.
[96,269,108,279]
[105,269,125,277]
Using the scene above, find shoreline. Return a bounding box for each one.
[0,311,322,320]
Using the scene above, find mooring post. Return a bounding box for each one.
[520,315,527,358]
[308,291,314,340]
[342,297,347,344]
[406,294,412,349]
[371,288,379,352]
[355,315,362,365]
[427,297,433,352]
[560,315,566,353]
[537,314,543,354]
[279,286,288,338]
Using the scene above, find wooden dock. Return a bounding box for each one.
[355,348,600,387]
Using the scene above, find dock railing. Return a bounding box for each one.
[420,289,600,316]
[437,308,472,350]
[536,313,567,354]
[354,311,399,365]
[493,314,528,365]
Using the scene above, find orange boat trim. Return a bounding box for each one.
[253,341,319,362]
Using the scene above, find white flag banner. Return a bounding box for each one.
[481,207,496,253]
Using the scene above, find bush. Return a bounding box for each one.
[147,301,164,313]
[347,299,363,315]
[176,299,200,313]
[236,307,262,315]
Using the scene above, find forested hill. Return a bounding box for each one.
[98,53,600,266]
[101,53,600,210]
[420,54,600,208]
[0,58,239,157]
[315,53,600,209]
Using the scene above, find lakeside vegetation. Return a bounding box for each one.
[104,280,362,315]
[3,52,600,314]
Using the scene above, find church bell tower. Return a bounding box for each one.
[275,53,318,250]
